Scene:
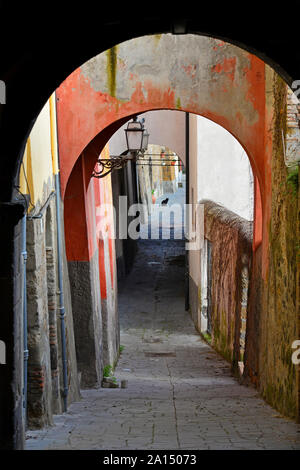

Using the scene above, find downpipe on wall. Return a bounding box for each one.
[21,214,28,427]
[55,174,68,412]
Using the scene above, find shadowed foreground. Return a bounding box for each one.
[26,237,300,450]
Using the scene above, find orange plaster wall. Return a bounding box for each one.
[64,155,89,261]
[59,38,268,283]
[56,68,176,199]
[64,143,115,300]
[56,52,266,201]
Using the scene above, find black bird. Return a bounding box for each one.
[161,197,169,205]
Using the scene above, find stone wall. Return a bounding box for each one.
[26,211,54,428]
[26,197,80,428]
[190,200,252,372]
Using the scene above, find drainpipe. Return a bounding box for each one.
[55,174,68,412]
[21,213,28,426]
[185,112,190,311]
[50,93,68,412]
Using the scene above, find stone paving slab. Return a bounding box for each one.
[26,231,300,450]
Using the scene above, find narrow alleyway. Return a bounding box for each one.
[26,190,300,450]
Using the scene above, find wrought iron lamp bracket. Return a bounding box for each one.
[92,152,137,179]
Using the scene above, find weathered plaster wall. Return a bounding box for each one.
[246,69,299,419]
[56,34,266,201]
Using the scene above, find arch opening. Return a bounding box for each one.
[3,30,298,450]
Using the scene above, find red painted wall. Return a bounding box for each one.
[253,176,263,251]
[56,55,266,201]
[59,38,266,283]
[64,155,89,261]
[64,144,115,299]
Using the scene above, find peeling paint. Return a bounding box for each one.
[211,57,236,83]
[58,34,265,207]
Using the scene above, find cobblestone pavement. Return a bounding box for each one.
[26,190,300,450]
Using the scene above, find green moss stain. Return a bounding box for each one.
[202,332,212,344]
[106,46,118,98]
[176,97,181,109]
[198,287,201,308]
[154,34,162,46]
[210,308,230,363]
[286,166,299,198]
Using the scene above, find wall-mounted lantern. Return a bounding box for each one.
[125,116,145,152]
[93,116,148,179]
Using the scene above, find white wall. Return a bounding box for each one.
[197,116,254,221]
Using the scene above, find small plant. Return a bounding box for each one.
[119,345,125,354]
[286,167,299,197]
[202,332,212,344]
[103,364,113,377]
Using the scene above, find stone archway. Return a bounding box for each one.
[57,35,266,196]
[59,34,299,423]
[0,23,299,449]
[58,34,267,263]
